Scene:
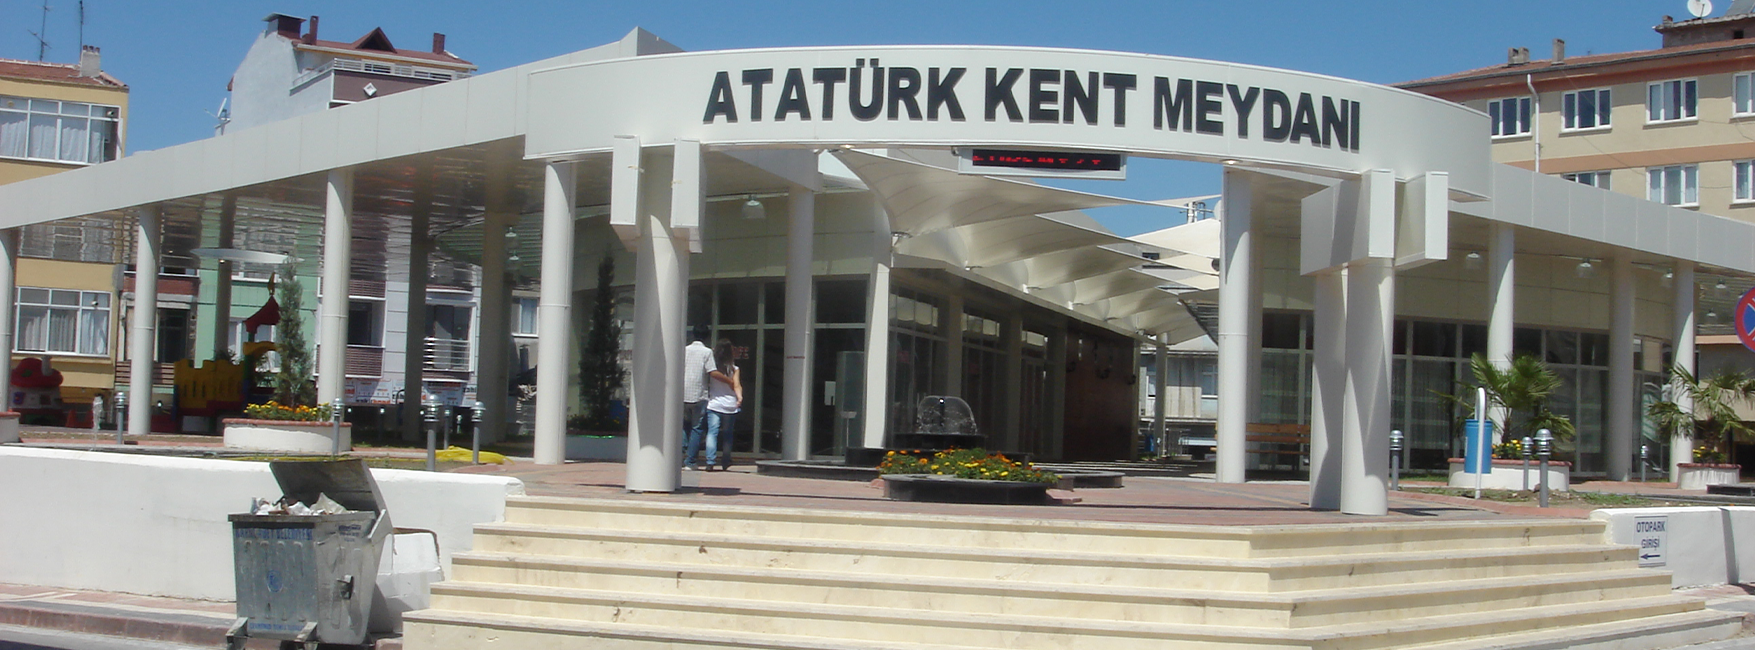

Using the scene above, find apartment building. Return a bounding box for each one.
[0,47,127,425]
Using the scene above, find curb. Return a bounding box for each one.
[0,598,404,649]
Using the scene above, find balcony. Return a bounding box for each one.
[424,337,469,372]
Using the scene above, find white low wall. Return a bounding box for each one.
[1447,459,1570,492]
[1677,465,1742,490]
[1592,506,1755,588]
[0,447,523,601]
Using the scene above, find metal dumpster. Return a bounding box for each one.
[227,460,393,649]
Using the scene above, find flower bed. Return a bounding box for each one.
[1677,463,1742,490]
[223,418,351,454]
[1446,458,1570,492]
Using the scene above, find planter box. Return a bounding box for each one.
[881,475,1053,505]
[1447,458,1570,492]
[1678,463,1743,490]
[566,435,627,461]
[223,419,351,454]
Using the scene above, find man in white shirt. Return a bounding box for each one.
[680,329,716,470]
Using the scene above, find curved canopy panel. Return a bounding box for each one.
[1003,246,1149,290]
[1071,269,1173,305]
[1132,218,1222,259]
[834,150,1151,236]
[899,211,1131,270]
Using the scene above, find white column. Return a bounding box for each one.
[1487,223,1516,428]
[1214,169,1253,483]
[1309,269,1345,510]
[1607,256,1636,481]
[1341,258,1395,515]
[626,148,689,492]
[533,161,577,465]
[317,168,353,404]
[1672,261,1696,478]
[861,217,893,450]
[213,194,236,361]
[1000,316,1024,451]
[128,206,161,437]
[0,230,17,411]
[1152,334,1169,456]
[781,187,816,460]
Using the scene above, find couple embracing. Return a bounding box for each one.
[682,333,741,471]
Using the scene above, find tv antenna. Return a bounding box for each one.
[27,1,52,62]
[1688,0,1714,18]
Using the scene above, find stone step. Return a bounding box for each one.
[503,497,1608,558]
[416,583,1708,650]
[471,522,1637,592]
[443,552,1675,628]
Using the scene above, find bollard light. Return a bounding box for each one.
[423,395,439,472]
[1521,435,1534,491]
[330,398,344,456]
[1389,429,1404,492]
[1640,444,1649,483]
[471,400,485,465]
[1535,428,1553,508]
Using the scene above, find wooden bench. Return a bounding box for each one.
[1246,423,1310,469]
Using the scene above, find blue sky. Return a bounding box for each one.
[0,1,1690,234]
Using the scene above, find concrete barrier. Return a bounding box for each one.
[1592,506,1755,588]
[1447,459,1571,492]
[0,447,523,600]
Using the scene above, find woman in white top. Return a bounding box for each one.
[704,339,742,470]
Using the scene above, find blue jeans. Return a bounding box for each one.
[706,409,737,468]
[682,401,708,467]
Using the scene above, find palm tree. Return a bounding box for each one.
[1647,365,1755,466]
[1446,353,1576,445]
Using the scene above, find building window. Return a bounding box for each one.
[1561,171,1611,190]
[1647,164,1699,206]
[347,300,383,346]
[1647,79,1697,122]
[156,309,189,363]
[15,288,109,356]
[1488,97,1531,137]
[513,297,538,335]
[1738,73,1755,116]
[1562,88,1611,130]
[1738,161,1755,202]
[0,95,121,164]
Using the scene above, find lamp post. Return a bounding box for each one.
[1389,429,1404,491]
[1536,428,1554,508]
[1521,436,1533,492]
[1639,444,1649,484]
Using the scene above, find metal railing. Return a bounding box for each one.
[292,58,470,89]
[424,337,470,371]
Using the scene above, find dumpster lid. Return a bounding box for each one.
[268,459,386,514]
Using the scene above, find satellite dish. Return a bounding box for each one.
[1689,0,1714,18]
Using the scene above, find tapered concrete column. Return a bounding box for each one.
[1215,169,1254,484]
[128,206,161,437]
[533,161,577,465]
[625,147,691,492]
[1152,333,1169,455]
[1309,269,1345,510]
[1000,316,1024,451]
[1341,258,1395,516]
[1487,223,1515,427]
[401,175,432,443]
[1607,256,1636,481]
[213,194,236,361]
[1673,261,1696,477]
[944,294,965,397]
[861,210,894,450]
[781,187,816,460]
[317,168,353,404]
[477,204,513,445]
[0,230,17,410]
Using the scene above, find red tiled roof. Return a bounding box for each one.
[1398,38,1755,88]
[294,36,473,68]
[0,57,126,89]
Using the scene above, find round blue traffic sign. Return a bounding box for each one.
[1736,286,1755,354]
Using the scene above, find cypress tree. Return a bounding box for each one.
[273,263,315,406]
[578,254,625,430]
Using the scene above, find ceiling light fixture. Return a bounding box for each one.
[1575,258,1595,278]
[1464,251,1483,270]
[741,195,766,220]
